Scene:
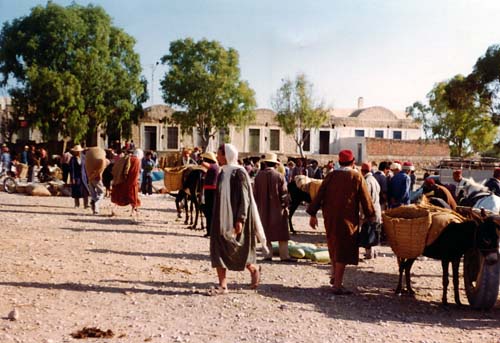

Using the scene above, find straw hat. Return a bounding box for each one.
[261,152,278,164]
[71,144,84,152]
[201,151,217,163]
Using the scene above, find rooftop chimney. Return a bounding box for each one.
[357,97,364,109]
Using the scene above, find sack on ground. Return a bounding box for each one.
[26,184,51,196]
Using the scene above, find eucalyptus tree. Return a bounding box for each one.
[272,74,328,157]
[408,74,495,157]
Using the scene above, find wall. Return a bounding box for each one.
[366,138,450,167]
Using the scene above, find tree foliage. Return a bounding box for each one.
[408,74,495,157]
[272,74,328,157]
[471,44,500,125]
[160,38,256,150]
[0,2,145,146]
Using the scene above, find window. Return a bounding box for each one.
[393,131,402,140]
[249,128,260,152]
[375,130,384,138]
[167,126,179,149]
[302,130,310,151]
[355,129,365,137]
[270,129,280,151]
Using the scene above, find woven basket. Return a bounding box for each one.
[382,205,432,259]
[164,166,186,192]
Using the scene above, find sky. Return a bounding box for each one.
[1,0,500,111]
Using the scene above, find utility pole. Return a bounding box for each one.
[151,61,159,105]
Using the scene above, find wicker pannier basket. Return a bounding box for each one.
[163,166,186,192]
[382,205,432,259]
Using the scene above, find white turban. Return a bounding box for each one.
[390,162,402,171]
[224,143,238,166]
[133,148,144,160]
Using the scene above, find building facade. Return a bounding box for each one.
[132,101,446,165]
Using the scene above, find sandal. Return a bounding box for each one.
[250,266,261,289]
[331,287,353,295]
[206,286,228,296]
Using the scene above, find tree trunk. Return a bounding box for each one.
[295,137,305,158]
[62,137,70,155]
[85,117,98,147]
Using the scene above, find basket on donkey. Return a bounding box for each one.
[163,166,187,192]
[382,206,432,259]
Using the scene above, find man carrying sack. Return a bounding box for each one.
[85,147,107,215]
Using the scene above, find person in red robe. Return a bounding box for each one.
[111,150,142,216]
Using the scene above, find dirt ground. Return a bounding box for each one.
[0,191,498,343]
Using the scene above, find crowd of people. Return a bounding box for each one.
[1,143,50,182]
[191,147,500,295]
[4,140,500,295]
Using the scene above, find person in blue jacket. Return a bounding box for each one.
[388,162,410,208]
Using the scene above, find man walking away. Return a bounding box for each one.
[307,150,375,295]
[254,153,295,263]
[85,147,107,215]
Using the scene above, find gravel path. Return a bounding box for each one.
[0,192,498,343]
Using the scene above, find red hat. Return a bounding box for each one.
[361,162,371,172]
[402,161,414,171]
[424,178,436,185]
[338,150,354,163]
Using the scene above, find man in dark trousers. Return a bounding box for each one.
[201,151,219,237]
[27,145,38,182]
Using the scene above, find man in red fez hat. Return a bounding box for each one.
[338,149,354,164]
[484,168,500,197]
[307,149,375,295]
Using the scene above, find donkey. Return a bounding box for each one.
[458,178,500,213]
[175,168,205,230]
[287,180,311,234]
[396,211,499,306]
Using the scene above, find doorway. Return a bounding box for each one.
[319,131,330,154]
[144,126,157,151]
